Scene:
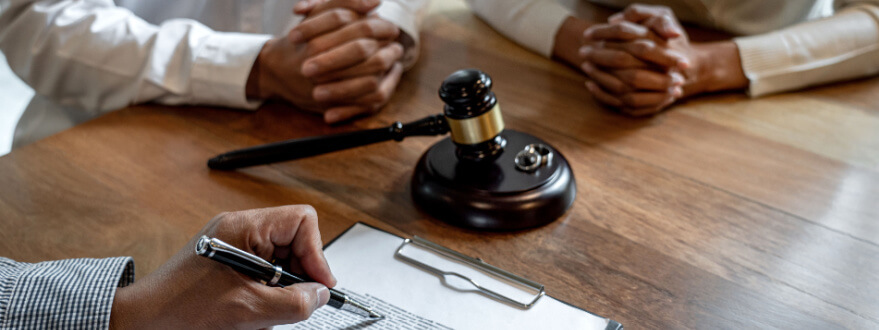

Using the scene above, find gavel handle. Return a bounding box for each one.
[208,114,449,170]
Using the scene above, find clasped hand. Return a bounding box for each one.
[579,4,696,116]
[110,205,336,329]
[247,0,404,123]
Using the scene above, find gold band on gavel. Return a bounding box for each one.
[446,104,504,145]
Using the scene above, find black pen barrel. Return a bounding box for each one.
[327,291,345,309]
[208,250,274,283]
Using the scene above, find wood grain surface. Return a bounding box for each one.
[1,1,876,328]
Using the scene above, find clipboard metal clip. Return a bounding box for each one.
[394,236,546,309]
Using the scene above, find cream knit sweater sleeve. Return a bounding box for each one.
[734,1,879,97]
[465,0,572,57]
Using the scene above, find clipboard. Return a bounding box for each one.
[394,236,545,309]
[283,222,624,330]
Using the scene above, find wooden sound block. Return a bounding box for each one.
[411,129,576,231]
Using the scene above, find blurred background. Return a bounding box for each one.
[0,52,33,156]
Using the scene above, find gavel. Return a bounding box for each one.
[208,69,506,170]
[208,69,575,231]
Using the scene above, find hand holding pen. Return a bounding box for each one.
[109,206,347,329]
[196,235,381,318]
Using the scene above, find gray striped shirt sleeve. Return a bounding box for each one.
[0,257,135,329]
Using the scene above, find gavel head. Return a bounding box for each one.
[412,69,577,231]
[438,69,507,162]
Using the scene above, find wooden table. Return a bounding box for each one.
[1,1,877,328]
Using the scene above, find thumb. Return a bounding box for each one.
[268,283,331,324]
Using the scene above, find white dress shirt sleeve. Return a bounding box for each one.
[0,0,270,115]
[464,0,572,57]
[734,1,879,97]
[375,0,430,69]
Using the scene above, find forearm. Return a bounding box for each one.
[687,41,748,96]
[0,0,268,112]
[552,16,592,67]
[0,0,155,113]
[245,37,292,102]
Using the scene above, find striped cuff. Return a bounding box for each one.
[0,257,134,329]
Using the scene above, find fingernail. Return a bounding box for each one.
[297,283,329,310]
[671,74,684,86]
[324,259,338,285]
[585,81,596,91]
[302,63,318,76]
[316,286,330,306]
[677,59,690,70]
[578,46,591,57]
[324,110,339,123]
[314,88,330,101]
[630,24,648,36]
[293,1,311,13]
[583,30,593,39]
[288,30,302,43]
[664,22,679,36]
[673,86,683,97]
[580,62,593,73]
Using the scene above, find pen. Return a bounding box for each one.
[195,236,383,319]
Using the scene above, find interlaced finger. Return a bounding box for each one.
[580,46,650,69]
[601,40,686,69]
[289,9,361,43]
[584,21,649,41]
[581,62,630,94]
[306,18,400,56]
[312,75,381,102]
[312,43,403,83]
[611,69,683,91]
[302,38,381,77]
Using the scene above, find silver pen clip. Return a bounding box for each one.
[195,236,283,285]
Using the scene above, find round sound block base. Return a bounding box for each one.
[411,130,576,231]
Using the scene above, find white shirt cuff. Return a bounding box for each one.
[376,1,423,69]
[190,32,271,110]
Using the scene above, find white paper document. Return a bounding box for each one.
[279,223,618,330]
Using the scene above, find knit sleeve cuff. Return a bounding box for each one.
[734,5,879,97]
[523,1,571,58]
